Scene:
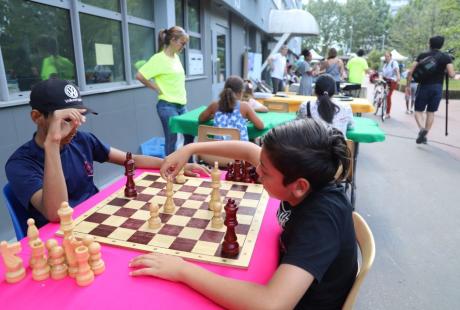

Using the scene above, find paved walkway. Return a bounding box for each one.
[355,81,460,309]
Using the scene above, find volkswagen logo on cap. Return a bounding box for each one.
[64,84,79,99]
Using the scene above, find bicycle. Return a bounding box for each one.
[372,79,388,122]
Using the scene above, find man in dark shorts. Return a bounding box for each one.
[406,36,457,144]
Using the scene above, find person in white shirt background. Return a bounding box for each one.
[268,45,288,94]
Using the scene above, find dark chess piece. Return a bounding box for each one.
[225,162,234,181]
[249,166,259,183]
[222,198,239,257]
[234,160,242,182]
[124,152,137,198]
[243,161,252,183]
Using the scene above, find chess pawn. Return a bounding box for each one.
[148,203,161,229]
[225,162,234,181]
[0,241,26,284]
[30,240,50,281]
[58,201,74,236]
[175,168,186,184]
[46,239,68,280]
[27,218,41,247]
[74,245,94,286]
[234,160,242,182]
[88,242,105,275]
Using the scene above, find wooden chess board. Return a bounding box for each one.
[57,172,270,268]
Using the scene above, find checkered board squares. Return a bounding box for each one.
[56,172,270,268]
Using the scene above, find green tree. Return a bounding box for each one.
[305,0,346,55]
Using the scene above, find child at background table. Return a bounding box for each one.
[199,75,264,141]
[297,74,354,136]
[130,119,358,309]
[242,80,269,112]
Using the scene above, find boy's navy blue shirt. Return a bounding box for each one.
[277,184,358,309]
[5,131,110,227]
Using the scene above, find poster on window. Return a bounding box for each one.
[188,50,204,75]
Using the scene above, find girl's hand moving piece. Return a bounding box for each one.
[160,146,192,180]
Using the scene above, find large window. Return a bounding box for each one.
[80,0,120,12]
[80,13,124,85]
[0,0,156,100]
[175,0,203,75]
[127,0,154,21]
[0,1,75,93]
[129,24,155,78]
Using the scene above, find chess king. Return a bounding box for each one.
[5,79,209,229]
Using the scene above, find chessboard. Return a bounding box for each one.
[56,172,269,268]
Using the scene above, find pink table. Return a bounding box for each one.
[0,169,281,309]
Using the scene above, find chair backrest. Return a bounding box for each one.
[197,125,240,168]
[2,183,29,240]
[342,212,376,310]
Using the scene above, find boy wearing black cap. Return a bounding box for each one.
[5,79,208,228]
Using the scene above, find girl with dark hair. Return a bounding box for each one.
[199,75,264,141]
[297,74,354,135]
[320,48,345,92]
[297,49,316,96]
[136,26,194,156]
[131,119,358,310]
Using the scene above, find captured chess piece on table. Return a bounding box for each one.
[124,152,137,198]
[0,241,26,283]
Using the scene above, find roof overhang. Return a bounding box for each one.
[268,9,319,36]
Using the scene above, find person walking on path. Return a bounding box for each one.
[406,35,458,144]
[136,26,194,156]
[346,49,369,85]
[320,48,345,93]
[268,45,288,94]
[382,51,400,119]
[297,49,316,96]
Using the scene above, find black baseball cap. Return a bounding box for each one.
[29,79,97,115]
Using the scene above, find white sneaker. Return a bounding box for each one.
[406,110,411,114]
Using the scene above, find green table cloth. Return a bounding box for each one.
[169,106,385,143]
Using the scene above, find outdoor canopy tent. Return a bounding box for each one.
[380,49,408,61]
[310,49,324,60]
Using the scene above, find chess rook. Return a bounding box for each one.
[124,152,137,198]
[30,240,50,281]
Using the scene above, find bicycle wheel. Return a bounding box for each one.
[373,90,381,115]
[381,96,386,122]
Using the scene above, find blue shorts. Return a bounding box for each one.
[414,84,443,112]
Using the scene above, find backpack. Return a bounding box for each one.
[412,52,443,83]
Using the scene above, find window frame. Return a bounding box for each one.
[0,0,156,104]
[176,0,204,77]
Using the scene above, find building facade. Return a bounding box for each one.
[0,0,302,240]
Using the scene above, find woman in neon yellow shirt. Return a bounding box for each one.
[136,26,193,156]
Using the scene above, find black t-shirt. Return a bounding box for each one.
[416,50,452,85]
[277,184,358,310]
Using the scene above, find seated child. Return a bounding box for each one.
[242,80,269,112]
[297,74,354,136]
[130,119,358,309]
[199,75,264,141]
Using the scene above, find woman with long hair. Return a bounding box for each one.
[136,26,194,156]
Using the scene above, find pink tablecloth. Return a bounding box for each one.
[0,169,281,309]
